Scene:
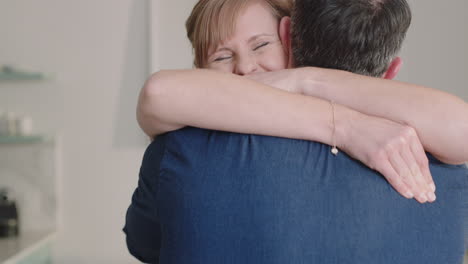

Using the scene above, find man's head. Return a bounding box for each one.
[280,0,411,78]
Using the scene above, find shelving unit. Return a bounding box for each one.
[0,65,58,263]
[0,136,60,264]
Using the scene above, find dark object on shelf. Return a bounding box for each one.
[0,188,19,238]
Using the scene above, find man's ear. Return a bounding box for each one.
[383,57,403,80]
[279,16,293,67]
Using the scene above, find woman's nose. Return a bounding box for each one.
[234,56,258,76]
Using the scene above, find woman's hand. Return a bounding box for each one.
[338,109,436,204]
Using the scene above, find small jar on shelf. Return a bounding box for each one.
[0,112,34,137]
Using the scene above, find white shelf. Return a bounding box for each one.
[0,230,56,264]
[0,73,47,81]
[0,135,48,145]
[0,66,52,82]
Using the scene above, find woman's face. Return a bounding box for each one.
[205,1,288,75]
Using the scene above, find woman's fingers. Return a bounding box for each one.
[345,114,436,204]
[409,131,435,192]
[377,160,414,199]
[386,150,428,203]
[399,143,436,203]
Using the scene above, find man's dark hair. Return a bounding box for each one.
[291,0,412,77]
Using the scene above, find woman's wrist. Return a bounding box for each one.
[332,103,357,151]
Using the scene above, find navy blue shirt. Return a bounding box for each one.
[124,127,468,264]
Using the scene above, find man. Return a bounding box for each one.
[124,0,468,263]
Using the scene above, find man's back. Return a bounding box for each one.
[125,127,468,264]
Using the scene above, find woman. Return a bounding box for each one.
[138,0,468,204]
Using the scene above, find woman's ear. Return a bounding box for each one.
[383,57,403,80]
[279,16,292,66]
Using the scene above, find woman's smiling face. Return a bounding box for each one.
[205,1,288,75]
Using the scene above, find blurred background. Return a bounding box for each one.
[0,0,466,263]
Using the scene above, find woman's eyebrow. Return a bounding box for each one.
[248,34,275,43]
[215,47,231,53]
[211,33,275,55]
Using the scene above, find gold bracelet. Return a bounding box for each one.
[330,101,339,156]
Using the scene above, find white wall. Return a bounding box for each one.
[399,0,468,100]
[0,0,466,263]
[150,0,198,71]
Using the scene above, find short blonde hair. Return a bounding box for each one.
[186,0,293,68]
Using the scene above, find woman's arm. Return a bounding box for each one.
[247,68,468,165]
[138,69,342,144]
[138,69,435,204]
[301,67,468,165]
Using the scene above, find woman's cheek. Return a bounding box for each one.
[207,63,234,73]
[259,49,287,71]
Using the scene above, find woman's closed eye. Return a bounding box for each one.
[253,42,270,51]
[213,55,232,62]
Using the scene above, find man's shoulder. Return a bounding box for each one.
[159,126,322,150]
[149,126,373,185]
[147,126,468,183]
[152,126,334,165]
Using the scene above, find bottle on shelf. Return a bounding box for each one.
[0,188,20,238]
[0,112,7,136]
[6,112,17,136]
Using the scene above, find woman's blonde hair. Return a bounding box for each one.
[186,0,293,68]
